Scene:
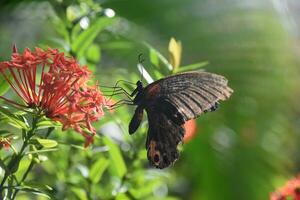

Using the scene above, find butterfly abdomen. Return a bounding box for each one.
[129,106,144,134]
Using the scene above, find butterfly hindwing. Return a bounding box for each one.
[146,107,184,169]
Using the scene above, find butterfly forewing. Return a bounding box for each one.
[144,72,233,122]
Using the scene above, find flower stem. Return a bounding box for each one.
[0,137,29,196]
[10,127,54,199]
[10,161,34,199]
[0,111,42,198]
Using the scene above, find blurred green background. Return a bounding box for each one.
[1,0,300,199]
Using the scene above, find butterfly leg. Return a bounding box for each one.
[101,79,136,100]
[102,87,133,100]
[108,99,134,109]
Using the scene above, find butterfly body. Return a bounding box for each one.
[129,71,233,169]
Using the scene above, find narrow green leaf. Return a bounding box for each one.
[116,193,130,200]
[101,41,134,50]
[86,44,101,63]
[149,49,160,67]
[103,137,127,178]
[153,70,164,80]
[14,186,51,199]
[89,157,109,183]
[70,144,85,150]
[7,154,20,174]
[173,61,209,73]
[19,115,29,128]
[36,139,58,148]
[36,119,60,130]
[0,130,12,137]
[7,175,14,198]
[0,106,28,129]
[28,145,41,163]
[26,148,58,155]
[0,158,9,172]
[145,42,172,71]
[0,76,10,96]
[71,187,88,200]
[72,17,114,58]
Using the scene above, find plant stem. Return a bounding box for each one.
[0,137,30,196]
[0,111,42,198]
[10,127,54,199]
[10,161,34,199]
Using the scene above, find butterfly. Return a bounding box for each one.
[128,71,233,169]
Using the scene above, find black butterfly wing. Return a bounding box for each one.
[145,106,184,169]
[131,71,233,168]
[144,71,233,123]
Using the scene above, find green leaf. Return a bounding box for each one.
[149,48,160,67]
[86,44,101,63]
[36,119,60,130]
[28,145,40,163]
[7,175,14,197]
[147,197,181,200]
[7,154,20,174]
[70,144,86,150]
[19,115,29,128]
[71,187,88,200]
[26,148,58,155]
[89,157,109,183]
[36,139,58,148]
[0,76,10,96]
[0,158,9,172]
[72,17,114,58]
[14,186,51,199]
[0,130,12,137]
[173,61,209,73]
[101,41,134,50]
[153,70,164,80]
[145,42,172,72]
[116,193,130,200]
[103,137,127,178]
[28,145,49,163]
[0,106,28,130]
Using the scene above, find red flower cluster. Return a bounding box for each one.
[0,137,11,150]
[0,46,109,146]
[271,175,300,200]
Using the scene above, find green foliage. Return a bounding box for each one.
[0,0,299,200]
[71,17,114,59]
[89,157,109,184]
[34,139,58,148]
[103,137,127,178]
[0,106,29,130]
[0,77,10,96]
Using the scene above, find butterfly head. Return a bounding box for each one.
[136,80,143,91]
[132,80,144,105]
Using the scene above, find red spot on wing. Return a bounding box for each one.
[146,83,161,98]
[148,140,161,166]
[183,119,197,143]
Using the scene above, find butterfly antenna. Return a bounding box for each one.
[138,53,145,83]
